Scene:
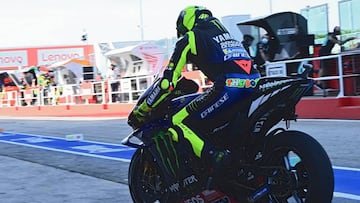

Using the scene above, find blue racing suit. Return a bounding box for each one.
[135,16,260,160]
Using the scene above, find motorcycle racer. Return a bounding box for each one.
[131,5,260,186]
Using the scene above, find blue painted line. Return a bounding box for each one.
[1,131,359,200]
[334,167,360,196]
[0,131,136,162]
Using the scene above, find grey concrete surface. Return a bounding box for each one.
[0,155,131,203]
[0,117,359,202]
[0,117,133,203]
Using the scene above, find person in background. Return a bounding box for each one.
[318,26,356,89]
[94,72,104,103]
[319,26,356,56]
[241,34,255,56]
[95,73,103,81]
[107,64,119,103]
[19,77,28,106]
[0,80,4,92]
[130,5,260,188]
[254,33,270,76]
[38,73,52,105]
[0,84,5,106]
[30,78,38,105]
[53,87,61,105]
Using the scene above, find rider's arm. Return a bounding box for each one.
[329,35,356,46]
[134,32,196,117]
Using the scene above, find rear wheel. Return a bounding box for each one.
[128,148,170,203]
[261,130,334,202]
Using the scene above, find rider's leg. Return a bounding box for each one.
[167,73,259,186]
[167,86,232,175]
[168,108,231,189]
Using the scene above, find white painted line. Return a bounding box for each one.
[1,131,129,147]
[333,192,360,200]
[333,166,360,172]
[0,140,131,163]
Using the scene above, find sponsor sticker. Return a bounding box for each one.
[225,78,259,88]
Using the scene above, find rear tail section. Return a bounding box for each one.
[241,64,314,138]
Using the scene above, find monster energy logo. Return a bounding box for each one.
[153,131,179,177]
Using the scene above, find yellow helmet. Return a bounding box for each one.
[176,5,212,38]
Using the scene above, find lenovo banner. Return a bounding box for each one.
[0,51,28,68]
[37,48,84,66]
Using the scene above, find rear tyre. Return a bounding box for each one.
[263,130,334,202]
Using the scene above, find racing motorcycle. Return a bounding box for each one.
[122,64,334,202]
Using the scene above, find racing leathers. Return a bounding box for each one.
[134,16,260,165]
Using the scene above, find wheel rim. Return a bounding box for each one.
[129,153,169,203]
[265,148,309,203]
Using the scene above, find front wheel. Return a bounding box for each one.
[128,148,171,203]
[262,130,334,202]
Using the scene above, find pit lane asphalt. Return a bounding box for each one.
[0,117,132,203]
[0,117,359,203]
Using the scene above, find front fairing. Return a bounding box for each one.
[133,77,161,109]
[122,117,172,148]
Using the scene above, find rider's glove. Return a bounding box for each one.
[132,101,152,123]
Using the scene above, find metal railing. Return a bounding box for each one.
[266,50,360,97]
[0,75,155,107]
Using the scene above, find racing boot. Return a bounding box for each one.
[205,149,231,190]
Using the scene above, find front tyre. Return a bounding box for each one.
[263,130,334,202]
[128,148,170,203]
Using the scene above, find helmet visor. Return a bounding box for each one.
[176,10,187,38]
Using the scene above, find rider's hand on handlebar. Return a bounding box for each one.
[133,108,147,122]
[131,101,152,124]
